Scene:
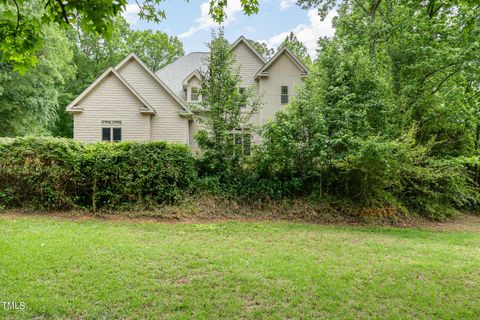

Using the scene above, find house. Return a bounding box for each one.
[66,36,309,149]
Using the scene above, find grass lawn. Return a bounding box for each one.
[1,215,479,319]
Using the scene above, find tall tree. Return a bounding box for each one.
[0,24,74,136]
[278,32,312,67]
[127,29,184,72]
[196,29,261,174]
[249,40,274,60]
[298,0,480,156]
[0,0,260,71]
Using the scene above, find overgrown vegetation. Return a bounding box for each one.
[0,137,196,211]
[192,3,480,219]
[194,29,261,181]
[0,1,479,220]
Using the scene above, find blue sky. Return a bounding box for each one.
[123,0,336,57]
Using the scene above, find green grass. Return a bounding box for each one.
[1,216,479,319]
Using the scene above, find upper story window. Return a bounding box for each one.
[281,86,289,104]
[190,88,199,102]
[239,87,246,108]
[101,120,122,142]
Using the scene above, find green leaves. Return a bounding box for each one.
[196,28,261,174]
[0,0,261,72]
[0,138,196,210]
[252,1,480,216]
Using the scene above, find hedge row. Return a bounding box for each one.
[0,137,196,210]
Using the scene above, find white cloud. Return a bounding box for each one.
[263,9,336,57]
[245,26,256,33]
[122,4,141,25]
[279,0,296,11]
[179,0,244,39]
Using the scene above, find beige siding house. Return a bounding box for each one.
[67,36,308,147]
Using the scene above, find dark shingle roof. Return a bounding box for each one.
[155,52,209,101]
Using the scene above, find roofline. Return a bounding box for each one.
[254,46,309,80]
[115,53,192,113]
[182,70,202,89]
[66,67,155,114]
[231,36,267,64]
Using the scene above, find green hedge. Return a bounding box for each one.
[0,137,196,210]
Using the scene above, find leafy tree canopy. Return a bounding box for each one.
[0,0,259,72]
[278,32,312,67]
[249,40,274,60]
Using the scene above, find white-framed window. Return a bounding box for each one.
[281,85,289,104]
[191,87,199,101]
[230,129,252,155]
[101,120,122,142]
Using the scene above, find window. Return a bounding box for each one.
[243,133,251,155]
[281,85,289,104]
[102,128,111,141]
[112,128,122,142]
[231,129,252,155]
[191,88,199,101]
[239,87,246,108]
[101,121,122,142]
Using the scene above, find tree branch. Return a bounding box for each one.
[55,0,70,24]
[13,0,20,45]
[430,69,461,96]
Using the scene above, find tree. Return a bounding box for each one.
[195,29,261,174]
[0,24,75,136]
[249,40,274,60]
[278,32,312,67]
[299,0,480,156]
[127,29,184,71]
[256,0,480,216]
[0,0,260,72]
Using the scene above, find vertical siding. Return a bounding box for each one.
[258,53,304,123]
[117,59,190,144]
[73,73,151,142]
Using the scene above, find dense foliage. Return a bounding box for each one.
[0,0,259,72]
[195,29,261,176]
[246,0,480,218]
[1,1,479,219]
[0,137,196,210]
[191,1,480,219]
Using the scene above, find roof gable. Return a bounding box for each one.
[182,70,202,89]
[115,53,192,114]
[231,36,267,64]
[255,47,309,79]
[66,67,155,114]
[155,52,208,102]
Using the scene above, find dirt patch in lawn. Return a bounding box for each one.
[1,196,479,232]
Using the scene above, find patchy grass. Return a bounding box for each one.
[0,216,479,319]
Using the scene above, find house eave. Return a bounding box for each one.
[67,107,83,113]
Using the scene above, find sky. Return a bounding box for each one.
[122,0,336,57]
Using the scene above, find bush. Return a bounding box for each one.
[332,136,479,218]
[0,138,196,210]
[0,137,81,209]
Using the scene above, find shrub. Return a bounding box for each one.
[332,136,479,218]
[0,138,196,210]
[0,137,81,209]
